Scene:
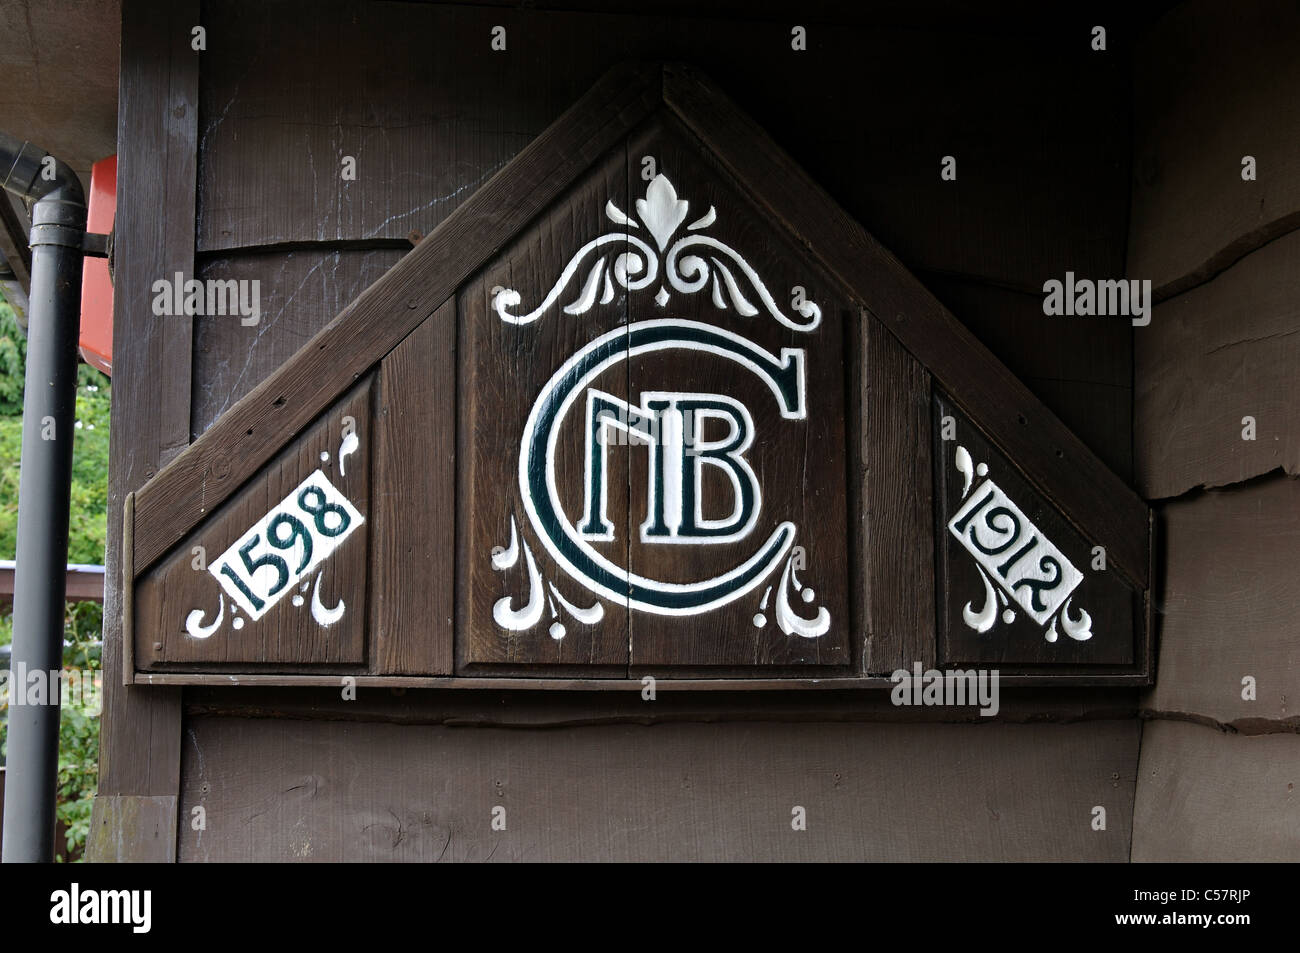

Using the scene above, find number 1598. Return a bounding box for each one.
[210,469,364,620]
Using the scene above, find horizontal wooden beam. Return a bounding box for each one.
[136,671,1151,689]
[0,560,104,603]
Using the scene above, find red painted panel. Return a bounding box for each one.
[79,155,115,376]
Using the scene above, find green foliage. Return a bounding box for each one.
[0,299,109,862]
[0,601,101,862]
[56,602,102,861]
[0,298,25,415]
[0,301,111,563]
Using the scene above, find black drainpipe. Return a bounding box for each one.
[0,132,89,863]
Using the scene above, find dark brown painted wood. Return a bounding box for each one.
[457,147,630,673]
[933,396,1143,675]
[96,0,195,810]
[921,274,1133,483]
[136,671,1156,689]
[133,381,371,668]
[177,715,1139,861]
[1129,0,1300,299]
[661,62,1150,589]
[127,61,1147,688]
[196,2,1133,298]
[372,302,456,675]
[862,316,934,675]
[624,114,850,672]
[1136,230,1300,499]
[192,249,404,437]
[132,60,663,574]
[1133,721,1300,862]
[182,684,1140,727]
[1145,476,1300,728]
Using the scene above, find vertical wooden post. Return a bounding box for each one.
[87,0,199,863]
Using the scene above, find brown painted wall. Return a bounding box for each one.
[95,0,1153,861]
[1130,0,1300,861]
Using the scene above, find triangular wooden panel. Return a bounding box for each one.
[128,62,1151,686]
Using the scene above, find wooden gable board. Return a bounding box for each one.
[127,62,1151,685]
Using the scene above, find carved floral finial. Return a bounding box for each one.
[636,174,690,251]
[492,172,822,332]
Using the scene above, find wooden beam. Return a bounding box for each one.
[133,671,1154,689]
[93,0,195,844]
[0,561,103,603]
[0,195,30,294]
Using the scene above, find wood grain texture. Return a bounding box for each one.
[934,397,1143,674]
[0,194,30,294]
[862,316,933,675]
[1136,230,1300,499]
[1132,720,1300,862]
[84,795,178,863]
[1129,0,1300,298]
[371,301,456,675]
[1145,476,1300,728]
[132,59,662,574]
[182,684,1141,727]
[196,3,1131,295]
[133,381,371,669]
[625,114,850,672]
[457,147,630,673]
[97,0,194,804]
[178,715,1138,861]
[192,249,404,436]
[922,274,1133,482]
[662,63,1149,590]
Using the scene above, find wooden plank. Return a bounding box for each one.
[372,302,456,674]
[1145,476,1300,728]
[0,562,103,602]
[662,63,1149,589]
[182,684,1141,728]
[922,274,1133,482]
[196,4,1131,297]
[83,795,178,863]
[456,147,630,674]
[192,249,404,436]
[862,317,933,675]
[97,0,195,807]
[133,381,371,668]
[934,397,1142,673]
[1135,229,1300,499]
[1129,0,1300,298]
[624,114,850,672]
[0,194,30,294]
[134,672,1157,689]
[132,59,663,574]
[178,715,1138,861]
[1132,720,1300,861]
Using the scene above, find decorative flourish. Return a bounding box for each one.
[185,593,225,639]
[492,173,822,332]
[774,548,830,638]
[949,443,1093,644]
[186,459,365,640]
[338,430,359,477]
[310,572,346,626]
[186,566,349,638]
[961,565,997,634]
[491,513,604,640]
